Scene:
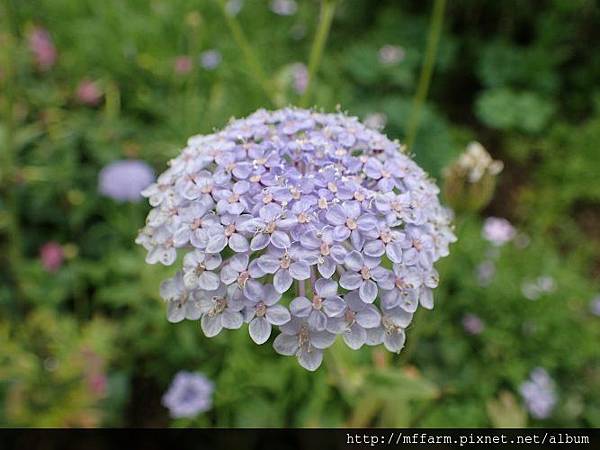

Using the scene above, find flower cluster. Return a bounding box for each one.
[136,108,455,370]
[519,368,557,419]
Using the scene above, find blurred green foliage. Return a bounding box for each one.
[1,0,599,427]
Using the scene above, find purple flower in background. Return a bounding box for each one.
[482,217,516,246]
[40,241,64,272]
[174,55,193,74]
[76,79,102,106]
[291,63,308,94]
[162,371,214,418]
[270,0,297,16]
[520,368,557,419]
[28,26,57,70]
[462,313,484,335]
[590,296,600,317]
[378,45,405,65]
[200,50,221,70]
[225,0,244,16]
[98,160,155,202]
[475,260,495,286]
[136,107,455,370]
[363,112,387,130]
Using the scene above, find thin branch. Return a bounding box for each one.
[299,0,337,108]
[404,0,447,150]
[218,0,277,106]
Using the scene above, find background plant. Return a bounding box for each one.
[0,0,599,427]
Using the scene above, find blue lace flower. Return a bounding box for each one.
[137,107,455,370]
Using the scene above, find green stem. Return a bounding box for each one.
[404,0,447,150]
[218,0,277,106]
[299,0,337,108]
[1,9,25,306]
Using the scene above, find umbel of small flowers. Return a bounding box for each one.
[136,107,456,371]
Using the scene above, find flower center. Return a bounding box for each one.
[256,302,267,317]
[327,182,337,193]
[344,309,356,324]
[210,297,227,317]
[237,271,250,287]
[413,239,422,251]
[265,221,276,234]
[312,295,323,310]
[382,316,400,334]
[318,197,328,209]
[191,218,203,229]
[320,242,330,256]
[380,230,392,243]
[225,224,236,237]
[346,218,357,230]
[360,266,371,280]
[298,212,310,224]
[280,255,291,269]
[354,191,365,202]
[228,193,240,203]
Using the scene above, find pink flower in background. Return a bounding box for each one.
[88,373,108,397]
[40,241,64,272]
[174,56,193,75]
[28,26,57,70]
[76,79,103,106]
[462,313,484,335]
[482,217,516,246]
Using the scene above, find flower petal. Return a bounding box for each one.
[297,347,323,371]
[201,315,223,337]
[273,333,299,356]
[273,269,293,293]
[290,296,312,317]
[249,317,272,344]
[266,304,291,325]
[359,279,378,303]
[289,261,310,280]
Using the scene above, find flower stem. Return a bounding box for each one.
[1,9,25,307]
[404,0,447,150]
[299,0,337,108]
[218,0,277,106]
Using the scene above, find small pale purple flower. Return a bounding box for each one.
[137,108,454,370]
[270,0,297,16]
[273,318,335,371]
[378,45,405,65]
[462,313,484,335]
[162,371,214,418]
[200,50,221,70]
[590,296,600,317]
[99,160,155,202]
[291,62,308,94]
[520,368,557,419]
[244,284,291,344]
[482,217,516,246]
